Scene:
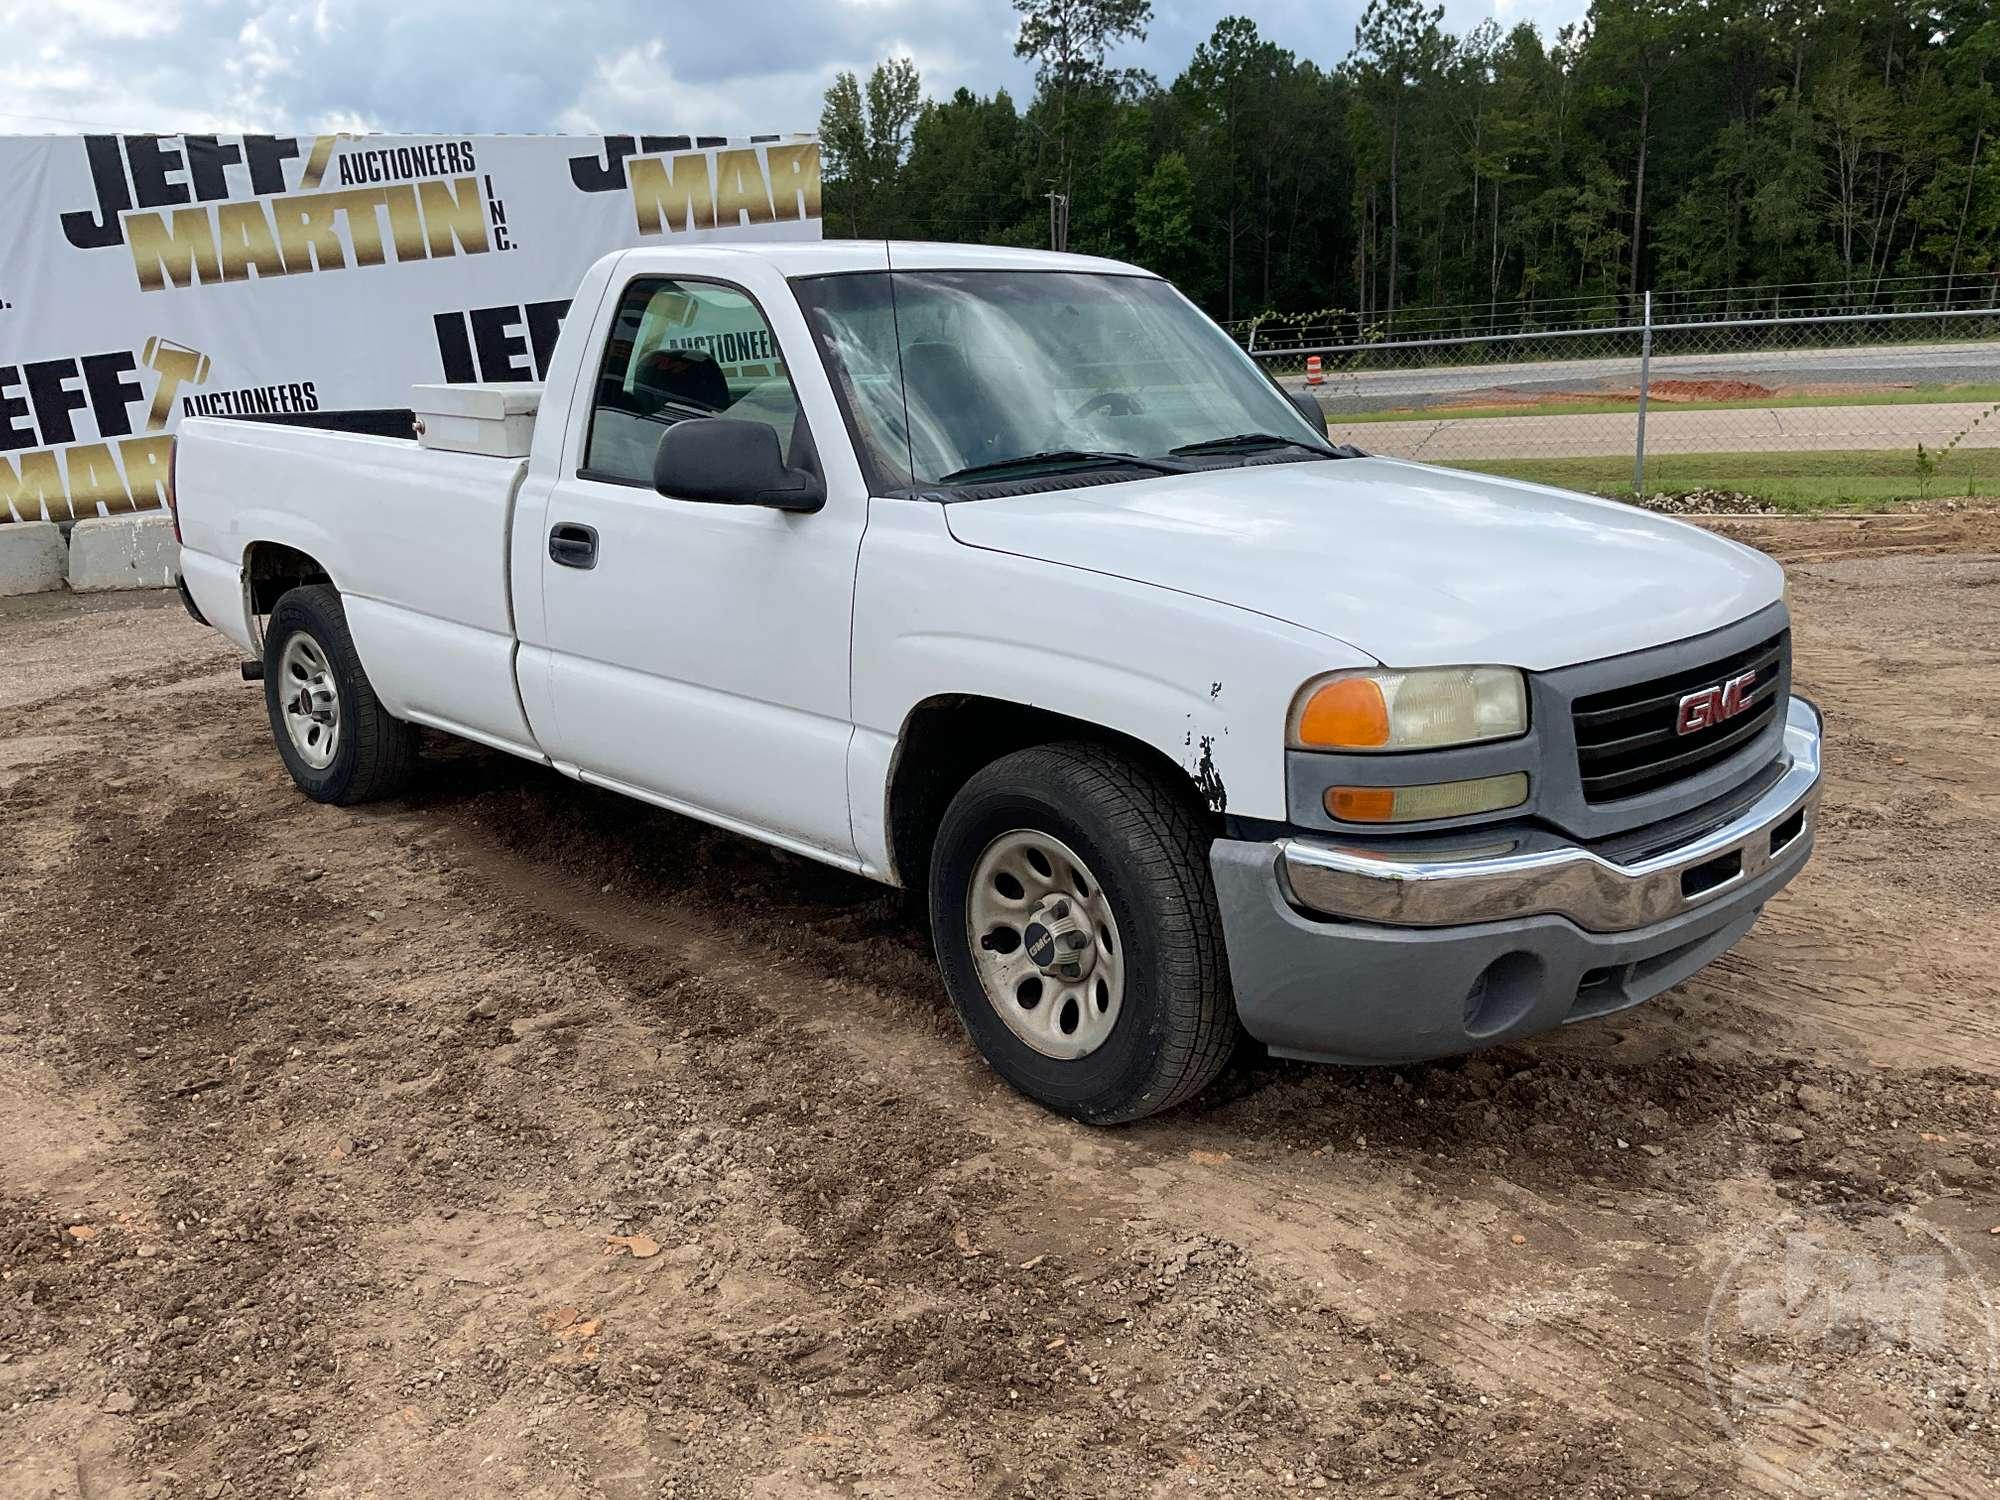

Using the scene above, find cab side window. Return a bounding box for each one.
[583,277,803,485]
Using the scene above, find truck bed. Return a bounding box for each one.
[176,415,542,758]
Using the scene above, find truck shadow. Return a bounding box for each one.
[395,728,950,1016]
[403,728,896,912]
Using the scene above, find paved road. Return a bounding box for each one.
[1328,399,2000,461]
[1279,337,2000,411]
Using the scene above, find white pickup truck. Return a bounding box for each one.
[172,241,1822,1123]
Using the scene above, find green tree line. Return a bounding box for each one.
[819,0,2000,329]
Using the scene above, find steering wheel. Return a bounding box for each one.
[1074,390,1145,418]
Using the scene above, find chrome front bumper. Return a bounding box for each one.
[1279,696,1823,935]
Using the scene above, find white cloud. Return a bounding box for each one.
[0,1,1589,140]
[37,0,179,41]
[557,39,841,139]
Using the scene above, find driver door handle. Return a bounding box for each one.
[549,522,598,570]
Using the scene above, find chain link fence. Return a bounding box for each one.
[1247,301,2000,509]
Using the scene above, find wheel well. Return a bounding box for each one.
[886,695,1217,890]
[244,541,332,615]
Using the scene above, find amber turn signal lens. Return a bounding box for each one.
[1296,677,1391,749]
[1324,773,1529,824]
[1325,785,1398,822]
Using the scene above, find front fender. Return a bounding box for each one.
[847,501,1373,876]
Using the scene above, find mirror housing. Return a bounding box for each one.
[653,418,825,513]
[1286,388,1326,433]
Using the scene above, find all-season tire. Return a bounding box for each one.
[262,584,418,805]
[929,741,1238,1124]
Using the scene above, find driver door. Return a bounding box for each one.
[530,264,867,867]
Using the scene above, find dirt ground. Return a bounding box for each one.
[1433,378,1789,410]
[1425,379,1954,412]
[4,508,1999,1499]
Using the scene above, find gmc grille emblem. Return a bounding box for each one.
[1677,669,1759,735]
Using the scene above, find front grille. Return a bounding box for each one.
[1571,630,1787,803]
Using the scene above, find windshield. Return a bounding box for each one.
[790,269,1333,492]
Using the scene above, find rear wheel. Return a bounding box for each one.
[929,742,1237,1123]
[263,584,417,805]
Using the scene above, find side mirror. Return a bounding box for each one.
[1286,388,1326,433]
[653,418,825,513]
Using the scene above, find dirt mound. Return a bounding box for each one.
[1645,378,1776,402]
[1432,378,1781,412]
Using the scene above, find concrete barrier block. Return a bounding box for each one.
[0,521,68,597]
[67,513,177,592]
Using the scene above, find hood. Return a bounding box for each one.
[941,458,1784,671]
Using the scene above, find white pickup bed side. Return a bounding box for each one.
[176,420,541,758]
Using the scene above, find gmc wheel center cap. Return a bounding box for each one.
[1022,898,1094,982]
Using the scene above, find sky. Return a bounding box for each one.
[0,0,1588,141]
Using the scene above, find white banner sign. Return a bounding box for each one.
[0,131,822,522]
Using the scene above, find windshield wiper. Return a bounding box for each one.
[1168,432,1338,457]
[938,449,1195,484]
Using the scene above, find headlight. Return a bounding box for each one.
[1291,667,1527,751]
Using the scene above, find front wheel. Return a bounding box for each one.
[262,584,418,805]
[929,742,1238,1124]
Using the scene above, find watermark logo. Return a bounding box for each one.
[1702,1213,1997,1495]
